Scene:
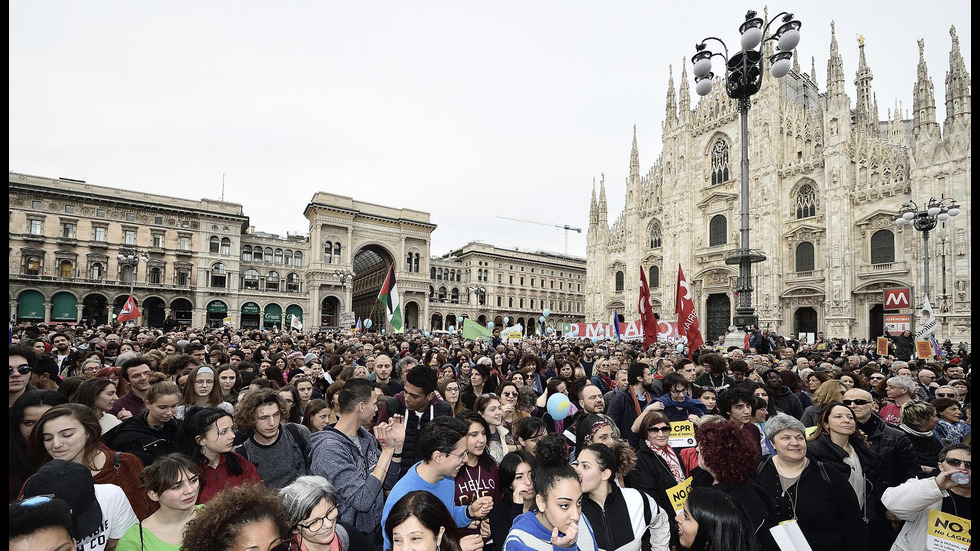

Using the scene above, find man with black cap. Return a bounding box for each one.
[22,459,137,551]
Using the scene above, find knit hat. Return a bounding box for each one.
[287,351,304,362]
[304,352,319,365]
[23,460,103,541]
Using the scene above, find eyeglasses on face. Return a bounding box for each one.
[501,391,518,398]
[296,507,340,532]
[195,380,214,386]
[944,458,972,469]
[647,425,672,434]
[10,365,32,375]
[447,449,469,460]
[842,399,872,406]
[669,387,687,394]
[935,393,957,399]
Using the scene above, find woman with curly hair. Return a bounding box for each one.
[181,483,292,551]
[576,441,668,551]
[695,420,776,550]
[800,379,846,426]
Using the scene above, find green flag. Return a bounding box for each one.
[461,318,492,340]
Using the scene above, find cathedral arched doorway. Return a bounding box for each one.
[352,245,394,331]
[869,304,885,340]
[705,294,732,345]
[794,307,818,337]
[321,296,340,328]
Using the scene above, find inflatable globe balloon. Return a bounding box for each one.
[547,393,572,421]
[504,317,510,324]
[364,319,373,329]
[487,322,494,330]
[449,325,455,333]
[543,309,550,317]
[539,316,545,323]
[424,331,431,338]
[381,329,386,334]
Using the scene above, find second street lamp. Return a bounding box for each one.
[691,9,801,330]
[894,197,960,301]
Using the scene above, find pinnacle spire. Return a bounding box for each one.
[913,36,938,131]
[665,65,677,128]
[630,125,639,178]
[944,25,971,125]
[678,59,690,122]
[826,21,846,96]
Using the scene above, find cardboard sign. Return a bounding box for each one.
[877,337,890,356]
[926,509,970,550]
[667,421,697,448]
[667,477,693,514]
[916,340,935,359]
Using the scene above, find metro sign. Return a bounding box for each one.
[884,288,911,310]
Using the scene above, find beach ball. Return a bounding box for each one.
[547,393,572,420]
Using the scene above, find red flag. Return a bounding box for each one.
[117,295,141,322]
[674,264,704,358]
[638,268,657,350]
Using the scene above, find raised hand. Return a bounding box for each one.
[389,414,406,447]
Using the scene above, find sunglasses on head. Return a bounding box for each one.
[647,426,672,434]
[842,399,872,406]
[10,365,32,376]
[944,458,971,469]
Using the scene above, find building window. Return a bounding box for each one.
[711,140,731,185]
[264,247,274,263]
[152,233,164,248]
[220,238,231,255]
[429,286,435,299]
[870,230,895,265]
[154,216,163,225]
[451,288,460,303]
[29,219,44,235]
[120,264,136,283]
[97,209,106,218]
[124,230,137,245]
[795,242,815,272]
[520,277,525,286]
[530,299,535,309]
[181,220,189,228]
[497,296,502,307]
[709,215,727,246]
[796,184,817,219]
[325,241,334,263]
[32,200,42,209]
[649,266,660,288]
[286,273,300,293]
[243,269,259,290]
[210,236,220,254]
[242,246,252,262]
[437,267,443,281]
[508,297,514,307]
[439,287,447,301]
[333,244,341,264]
[24,256,41,276]
[126,213,136,222]
[61,223,76,239]
[430,267,437,279]
[294,251,303,267]
[179,236,191,251]
[176,270,190,286]
[148,267,163,284]
[498,274,502,284]
[509,275,514,284]
[615,271,625,292]
[60,260,73,278]
[90,262,104,280]
[65,205,74,214]
[210,263,227,288]
[284,250,293,266]
[266,271,280,291]
[650,221,662,248]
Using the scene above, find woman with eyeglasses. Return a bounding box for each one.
[497,381,528,450]
[932,397,970,445]
[174,365,233,420]
[177,406,260,504]
[116,453,202,551]
[623,411,686,549]
[182,482,293,551]
[805,403,882,516]
[439,378,465,417]
[279,475,369,551]
[279,385,304,424]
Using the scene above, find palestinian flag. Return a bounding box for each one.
[377,264,403,333]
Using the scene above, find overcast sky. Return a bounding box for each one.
[10,2,970,259]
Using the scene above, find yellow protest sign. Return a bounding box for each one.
[927,509,970,550]
[668,421,697,448]
[667,477,693,514]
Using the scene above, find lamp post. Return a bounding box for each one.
[333,269,355,287]
[894,197,960,301]
[691,9,801,331]
[467,284,486,306]
[117,248,148,298]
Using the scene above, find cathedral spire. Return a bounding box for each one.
[854,34,877,135]
[792,48,800,75]
[598,173,608,226]
[590,177,597,226]
[912,36,939,134]
[826,21,846,97]
[678,59,691,124]
[944,25,971,127]
[664,65,677,130]
[811,55,818,89]
[630,125,639,179]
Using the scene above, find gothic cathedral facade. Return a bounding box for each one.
[586,24,970,345]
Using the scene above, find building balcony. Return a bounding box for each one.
[8,272,194,292]
[856,261,910,279]
[785,268,825,282]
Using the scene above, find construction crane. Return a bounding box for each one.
[497,216,583,254]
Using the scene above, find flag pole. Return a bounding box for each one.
[366,264,388,327]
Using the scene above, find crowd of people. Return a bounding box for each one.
[8,320,972,551]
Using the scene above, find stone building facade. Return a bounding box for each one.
[586,25,971,344]
[428,242,587,335]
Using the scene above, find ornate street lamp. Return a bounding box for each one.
[691,9,802,330]
[894,197,960,299]
[333,269,355,287]
[117,248,148,297]
[468,284,487,306]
